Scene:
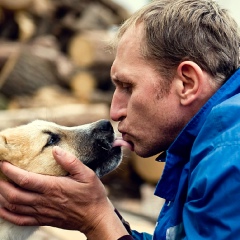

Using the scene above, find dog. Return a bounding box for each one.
[0,119,124,240]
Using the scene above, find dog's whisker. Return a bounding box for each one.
[101,146,109,151]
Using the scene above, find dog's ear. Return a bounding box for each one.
[0,135,12,180]
[0,135,9,159]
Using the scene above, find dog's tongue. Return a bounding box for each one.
[112,137,133,151]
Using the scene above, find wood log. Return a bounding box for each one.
[0,103,110,130]
[98,0,130,22]
[31,0,53,16]
[70,70,96,103]
[68,30,115,68]
[0,0,33,11]
[0,9,19,40]
[0,43,21,91]
[65,3,127,31]
[48,0,129,31]
[0,41,73,98]
[8,85,80,109]
[89,64,113,91]
[15,11,36,41]
[0,48,60,97]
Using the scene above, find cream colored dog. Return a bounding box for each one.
[0,119,124,240]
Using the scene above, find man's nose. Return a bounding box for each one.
[110,92,127,122]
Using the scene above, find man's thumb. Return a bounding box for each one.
[52,146,92,179]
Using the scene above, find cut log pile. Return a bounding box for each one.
[0,0,130,128]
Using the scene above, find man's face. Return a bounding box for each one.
[110,24,186,158]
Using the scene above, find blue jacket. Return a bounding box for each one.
[132,69,240,239]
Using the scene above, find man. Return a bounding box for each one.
[0,0,240,239]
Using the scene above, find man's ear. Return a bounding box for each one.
[175,61,204,106]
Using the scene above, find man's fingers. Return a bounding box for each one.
[0,180,38,204]
[0,162,52,193]
[0,182,64,222]
[52,146,95,181]
[0,204,56,227]
[0,206,39,226]
[0,194,34,216]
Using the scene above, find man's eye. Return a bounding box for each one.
[112,80,132,93]
[45,133,60,147]
[121,83,132,92]
[122,83,129,88]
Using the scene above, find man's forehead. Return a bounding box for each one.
[118,24,143,46]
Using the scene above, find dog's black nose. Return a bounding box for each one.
[97,119,113,132]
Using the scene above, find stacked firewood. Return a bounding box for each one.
[0,0,129,112]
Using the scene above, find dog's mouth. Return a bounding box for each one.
[84,142,121,178]
[95,137,115,152]
[74,120,135,178]
[94,136,133,152]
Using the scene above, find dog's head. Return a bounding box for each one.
[0,119,122,178]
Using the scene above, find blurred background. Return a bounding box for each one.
[0,0,239,239]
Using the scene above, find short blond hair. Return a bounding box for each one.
[115,0,240,86]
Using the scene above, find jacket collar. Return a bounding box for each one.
[155,68,240,200]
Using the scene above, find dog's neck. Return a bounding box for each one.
[0,219,38,240]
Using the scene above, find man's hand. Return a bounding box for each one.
[0,146,129,239]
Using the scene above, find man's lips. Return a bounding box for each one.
[112,137,134,151]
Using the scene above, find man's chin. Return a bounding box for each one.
[134,148,163,158]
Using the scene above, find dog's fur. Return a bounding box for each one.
[0,119,122,240]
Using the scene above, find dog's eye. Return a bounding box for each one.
[45,132,60,147]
